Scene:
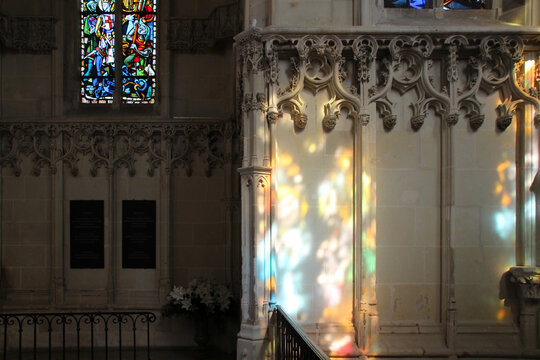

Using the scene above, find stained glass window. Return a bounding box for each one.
[122,0,156,103]
[443,0,488,9]
[384,0,491,9]
[384,0,433,9]
[81,0,156,104]
[81,0,116,104]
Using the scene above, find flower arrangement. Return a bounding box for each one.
[162,279,232,318]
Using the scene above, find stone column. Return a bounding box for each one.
[531,173,540,266]
[504,267,540,352]
[236,28,274,360]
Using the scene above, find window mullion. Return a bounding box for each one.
[114,2,123,108]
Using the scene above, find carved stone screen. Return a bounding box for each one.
[70,200,105,269]
[122,200,156,268]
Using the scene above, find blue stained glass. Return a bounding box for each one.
[443,0,487,9]
[82,0,115,12]
[81,0,156,104]
[122,77,155,104]
[384,0,431,8]
[122,0,156,103]
[82,77,115,103]
[410,0,428,8]
[81,14,116,78]
[81,1,116,103]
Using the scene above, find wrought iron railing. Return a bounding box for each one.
[273,306,330,360]
[0,311,156,360]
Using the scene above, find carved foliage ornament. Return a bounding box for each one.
[0,121,236,177]
[167,3,242,53]
[0,14,56,52]
[237,31,540,132]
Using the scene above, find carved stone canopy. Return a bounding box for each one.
[237,29,540,132]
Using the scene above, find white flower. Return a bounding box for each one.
[180,297,192,311]
[166,279,232,315]
[169,285,187,303]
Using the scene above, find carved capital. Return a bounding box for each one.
[383,114,397,131]
[237,28,265,74]
[445,113,459,126]
[293,112,307,130]
[496,98,520,131]
[267,109,279,125]
[253,93,268,113]
[411,114,426,131]
[469,114,485,131]
[322,113,337,132]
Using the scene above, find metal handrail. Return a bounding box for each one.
[0,311,156,360]
[274,305,330,360]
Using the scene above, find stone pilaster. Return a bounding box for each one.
[236,28,273,360]
[237,166,272,360]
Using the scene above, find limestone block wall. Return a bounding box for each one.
[375,90,441,325]
[0,0,241,354]
[273,0,354,27]
[273,88,354,325]
[235,26,540,358]
[0,54,53,119]
[171,52,235,118]
[0,122,237,309]
[1,163,52,306]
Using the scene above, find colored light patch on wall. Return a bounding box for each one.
[273,97,354,327]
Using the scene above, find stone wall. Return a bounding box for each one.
[235,21,540,358]
[0,0,241,354]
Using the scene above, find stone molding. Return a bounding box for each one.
[236,30,540,132]
[0,13,56,52]
[501,267,540,351]
[0,120,237,177]
[506,267,540,301]
[167,2,242,52]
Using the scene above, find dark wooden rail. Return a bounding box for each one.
[274,306,329,360]
[0,312,156,360]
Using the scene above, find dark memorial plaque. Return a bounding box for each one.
[70,200,104,269]
[122,200,156,269]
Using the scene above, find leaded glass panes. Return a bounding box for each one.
[81,0,116,103]
[80,0,156,104]
[443,0,489,9]
[384,0,433,9]
[122,0,156,103]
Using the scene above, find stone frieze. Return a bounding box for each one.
[0,13,56,52]
[236,30,540,132]
[0,120,237,177]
